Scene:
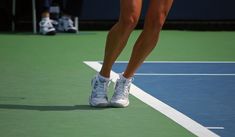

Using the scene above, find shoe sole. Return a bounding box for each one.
[110,101,129,108]
[89,97,109,108]
[45,31,56,35]
[57,29,77,33]
[64,29,77,33]
[40,31,56,36]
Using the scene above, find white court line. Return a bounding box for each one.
[134,73,235,76]
[84,61,220,137]
[206,127,225,130]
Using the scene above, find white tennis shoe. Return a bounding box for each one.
[110,74,133,108]
[89,74,110,107]
[39,18,56,35]
[57,16,77,33]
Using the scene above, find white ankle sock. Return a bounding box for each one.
[98,73,110,81]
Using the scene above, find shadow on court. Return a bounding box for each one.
[0,104,110,111]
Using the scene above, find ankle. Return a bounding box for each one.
[99,70,110,79]
[120,73,133,81]
[98,73,110,81]
[41,17,50,21]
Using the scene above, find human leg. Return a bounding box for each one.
[99,0,142,78]
[89,0,142,107]
[57,0,77,33]
[40,0,53,18]
[123,0,174,78]
[110,0,173,107]
[39,0,56,35]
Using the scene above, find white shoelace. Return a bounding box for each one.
[40,19,54,28]
[114,78,132,99]
[92,76,110,98]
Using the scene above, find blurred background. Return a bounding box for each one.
[0,0,235,32]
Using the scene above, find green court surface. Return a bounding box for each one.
[0,31,235,137]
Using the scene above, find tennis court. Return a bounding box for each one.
[0,30,235,137]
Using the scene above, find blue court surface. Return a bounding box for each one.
[112,61,235,137]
